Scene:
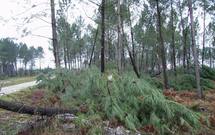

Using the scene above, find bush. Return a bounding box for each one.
[145,76,163,89]
[37,67,201,134]
[200,66,215,80]
[169,74,215,91]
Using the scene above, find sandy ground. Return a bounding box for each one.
[0,81,37,96]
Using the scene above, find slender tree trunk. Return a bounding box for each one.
[179,0,188,70]
[75,56,77,69]
[156,0,168,89]
[15,61,17,75]
[150,53,155,74]
[79,51,82,69]
[50,0,60,68]
[188,0,203,98]
[101,0,105,73]
[139,44,144,73]
[63,44,67,69]
[117,0,122,73]
[122,41,125,69]
[120,17,126,70]
[202,0,206,66]
[171,0,176,75]
[66,45,70,70]
[145,50,149,73]
[24,63,27,75]
[89,27,99,67]
[128,5,135,63]
[209,46,212,68]
[185,29,190,70]
[39,58,41,70]
[121,20,140,78]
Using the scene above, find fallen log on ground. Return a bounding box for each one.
[0,99,78,116]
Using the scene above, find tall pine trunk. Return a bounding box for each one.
[63,44,67,69]
[156,0,168,89]
[101,0,105,73]
[202,0,206,66]
[170,0,176,75]
[209,45,212,68]
[121,20,140,78]
[50,0,60,68]
[179,0,187,70]
[128,6,136,63]
[117,0,122,73]
[89,27,99,67]
[188,0,203,98]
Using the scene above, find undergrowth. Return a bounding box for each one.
[169,74,215,91]
[37,67,201,134]
[200,66,215,80]
[153,66,215,91]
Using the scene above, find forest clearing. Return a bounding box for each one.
[0,0,215,134]
[0,67,215,134]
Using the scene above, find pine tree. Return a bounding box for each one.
[188,0,203,98]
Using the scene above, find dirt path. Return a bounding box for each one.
[0,81,37,96]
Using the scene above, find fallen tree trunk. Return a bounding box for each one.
[0,99,78,116]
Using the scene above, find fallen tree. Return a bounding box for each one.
[0,99,78,116]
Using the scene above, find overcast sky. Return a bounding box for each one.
[0,0,211,69]
[0,0,97,69]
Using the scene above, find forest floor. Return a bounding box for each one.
[1,87,215,134]
[164,89,215,127]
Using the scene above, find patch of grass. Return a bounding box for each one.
[0,88,33,101]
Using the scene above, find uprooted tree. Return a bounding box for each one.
[0,99,78,116]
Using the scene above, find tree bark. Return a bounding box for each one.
[101,0,105,73]
[188,0,203,98]
[50,0,61,68]
[202,0,206,66]
[209,45,212,68]
[63,44,67,69]
[117,0,122,73]
[156,0,168,89]
[121,20,140,78]
[139,44,144,73]
[89,27,99,67]
[185,28,191,70]
[179,0,187,70]
[0,99,78,116]
[170,0,176,75]
[128,6,136,63]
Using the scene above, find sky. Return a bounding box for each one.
[0,0,212,69]
[0,0,97,69]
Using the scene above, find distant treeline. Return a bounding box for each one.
[0,38,44,76]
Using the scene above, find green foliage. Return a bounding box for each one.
[200,66,215,80]
[169,74,215,91]
[72,114,104,135]
[38,67,201,134]
[169,74,195,90]
[145,77,163,89]
[0,38,19,64]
